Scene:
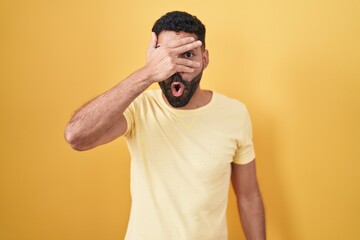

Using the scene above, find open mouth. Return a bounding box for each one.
[171,82,185,97]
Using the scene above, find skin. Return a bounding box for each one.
[65,32,202,150]
[65,30,266,239]
[232,161,266,240]
[156,31,211,109]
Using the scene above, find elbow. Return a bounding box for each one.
[64,125,89,151]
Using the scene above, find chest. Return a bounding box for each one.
[136,110,240,171]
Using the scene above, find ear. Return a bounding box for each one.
[202,49,209,69]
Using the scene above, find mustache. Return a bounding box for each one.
[170,73,183,82]
[167,73,190,88]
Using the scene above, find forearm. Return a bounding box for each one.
[237,193,266,240]
[65,34,201,150]
[65,67,152,149]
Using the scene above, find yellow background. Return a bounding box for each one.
[1,0,359,239]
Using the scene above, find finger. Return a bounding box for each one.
[175,58,201,68]
[166,37,197,48]
[148,32,157,50]
[173,40,202,54]
[175,65,196,73]
[147,32,158,60]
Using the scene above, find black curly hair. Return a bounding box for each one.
[152,11,206,49]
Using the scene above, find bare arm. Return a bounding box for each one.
[231,160,266,240]
[64,33,202,151]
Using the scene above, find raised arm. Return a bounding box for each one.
[64,33,202,151]
[231,160,266,240]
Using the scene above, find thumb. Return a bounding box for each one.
[148,32,157,49]
[147,32,157,61]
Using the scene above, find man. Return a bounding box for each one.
[65,11,265,240]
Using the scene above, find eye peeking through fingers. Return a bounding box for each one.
[182,52,194,58]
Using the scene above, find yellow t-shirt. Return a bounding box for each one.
[123,89,255,240]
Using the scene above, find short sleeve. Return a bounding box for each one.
[233,105,256,165]
[123,101,136,138]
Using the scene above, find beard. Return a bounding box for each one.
[158,70,203,108]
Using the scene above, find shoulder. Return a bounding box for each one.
[213,91,248,114]
[136,89,159,100]
[131,89,161,106]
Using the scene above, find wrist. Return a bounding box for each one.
[138,65,157,85]
[127,66,153,90]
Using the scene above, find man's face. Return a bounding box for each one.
[157,31,208,108]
